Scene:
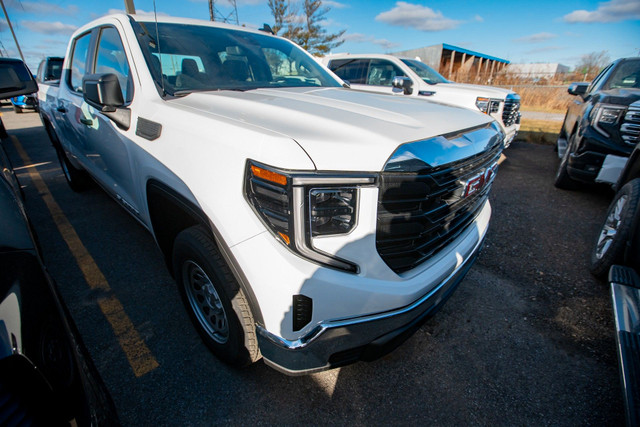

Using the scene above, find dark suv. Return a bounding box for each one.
[555,57,640,189]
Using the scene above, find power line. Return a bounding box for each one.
[208,0,239,25]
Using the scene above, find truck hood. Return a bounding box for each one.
[432,82,515,99]
[594,88,640,106]
[172,87,494,171]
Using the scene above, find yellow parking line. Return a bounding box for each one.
[11,136,159,378]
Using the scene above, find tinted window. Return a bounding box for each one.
[46,58,63,81]
[366,59,406,86]
[95,27,133,102]
[69,33,91,92]
[328,58,368,84]
[401,59,448,84]
[134,22,340,95]
[604,60,640,90]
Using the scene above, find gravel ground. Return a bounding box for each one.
[3,107,623,425]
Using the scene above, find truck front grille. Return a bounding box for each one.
[376,143,502,274]
[621,101,640,146]
[502,98,520,127]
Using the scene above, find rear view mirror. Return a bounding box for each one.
[392,76,413,95]
[82,73,130,130]
[567,82,589,97]
[0,58,37,100]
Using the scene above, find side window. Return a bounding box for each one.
[328,59,368,84]
[94,27,133,103]
[587,63,613,94]
[69,33,92,92]
[367,59,406,86]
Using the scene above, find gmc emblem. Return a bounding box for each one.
[463,162,498,198]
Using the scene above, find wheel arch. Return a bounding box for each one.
[145,179,264,326]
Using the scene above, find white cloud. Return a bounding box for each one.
[375,2,461,31]
[324,1,348,9]
[513,32,557,43]
[474,15,484,22]
[563,0,640,23]
[343,32,400,50]
[20,20,77,35]
[107,9,170,18]
[6,0,78,16]
[525,46,565,54]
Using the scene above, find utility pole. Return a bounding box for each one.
[208,0,239,25]
[0,0,25,62]
[124,0,136,14]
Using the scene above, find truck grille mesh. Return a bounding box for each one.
[376,143,502,274]
[502,99,520,127]
[621,103,640,146]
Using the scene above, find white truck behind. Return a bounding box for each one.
[39,14,504,374]
[322,53,520,147]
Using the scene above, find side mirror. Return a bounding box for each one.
[567,82,589,97]
[82,73,130,130]
[0,58,37,100]
[392,76,413,95]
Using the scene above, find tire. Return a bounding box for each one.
[13,105,22,114]
[54,146,93,192]
[43,120,93,192]
[554,132,580,190]
[172,225,260,367]
[590,179,640,279]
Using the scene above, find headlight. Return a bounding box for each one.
[590,103,626,137]
[245,161,375,273]
[475,97,489,113]
[475,97,500,114]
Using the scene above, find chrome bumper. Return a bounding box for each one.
[256,234,484,375]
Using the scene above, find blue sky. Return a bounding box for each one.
[1,0,638,73]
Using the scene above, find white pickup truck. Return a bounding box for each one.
[322,53,520,147]
[39,14,504,374]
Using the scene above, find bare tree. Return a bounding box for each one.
[575,51,611,80]
[269,0,344,56]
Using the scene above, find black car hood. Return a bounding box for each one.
[594,88,640,106]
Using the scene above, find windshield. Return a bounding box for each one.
[603,59,640,90]
[134,21,341,96]
[400,59,449,85]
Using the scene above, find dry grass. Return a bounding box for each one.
[515,86,574,114]
[518,119,562,145]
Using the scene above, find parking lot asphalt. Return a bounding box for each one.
[2,106,622,425]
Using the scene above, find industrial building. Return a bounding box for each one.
[391,43,510,81]
[505,63,570,80]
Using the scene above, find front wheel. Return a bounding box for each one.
[554,132,580,190]
[172,225,260,367]
[590,179,640,279]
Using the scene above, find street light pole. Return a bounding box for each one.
[124,0,136,14]
[0,0,25,62]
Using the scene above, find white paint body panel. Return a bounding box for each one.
[45,14,496,342]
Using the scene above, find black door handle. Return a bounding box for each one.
[80,118,93,126]
[56,106,67,113]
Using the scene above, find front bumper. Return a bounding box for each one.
[256,219,485,375]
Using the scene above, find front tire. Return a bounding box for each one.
[590,179,640,279]
[172,225,260,367]
[554,132,580,190]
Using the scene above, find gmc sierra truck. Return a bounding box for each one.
[39,14,504,374]
[555,57,640,190]
[321,53,521,147]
